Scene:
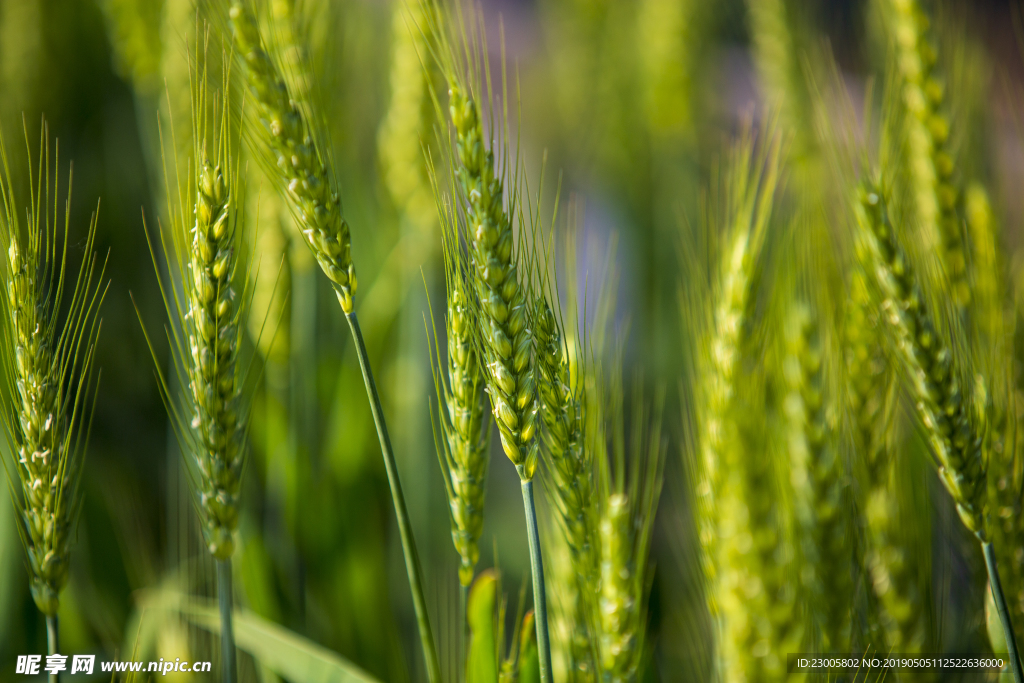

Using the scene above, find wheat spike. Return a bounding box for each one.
[885,0,968,307]
[855,182,986,535]
[428,192,490,587]
[0,125,106,621]
[229,1,356,312]
[783,302,852,651]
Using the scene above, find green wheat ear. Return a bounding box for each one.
[0,122,108,625]
[883,0,968,308]
[425,179,490,588]
[593,366,666,683]
[140,56,251,562]
[229,0,356,313]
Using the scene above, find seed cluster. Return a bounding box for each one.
[449,85,538,481]
[6,238,70,616]
[230,2,356,313]
[889,0,967,307]
[534,298,596,678]
[783,304,850,651]
[598,495,635,682]
[442,286,489,586]
[856,185,986,535]
[187,160,244,560]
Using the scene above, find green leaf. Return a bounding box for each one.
[517,611,540,683]
[467,570,499,683]
[136,588,380,683]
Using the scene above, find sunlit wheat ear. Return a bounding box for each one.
[229,1,356,313]
[232,5,440,678]
[136,56,254,683]
[430,0,540,483]
[139,59,252,561]
[854,181,986,535]
[0,124,107,622]
[883,0,968,308]
[426,188,490,588]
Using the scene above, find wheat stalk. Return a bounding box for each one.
[0,123,106,680]
[229,4,441,679]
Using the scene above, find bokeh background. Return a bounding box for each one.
[0,0,1022,680]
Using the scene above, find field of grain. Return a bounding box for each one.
[1,1,1024,682]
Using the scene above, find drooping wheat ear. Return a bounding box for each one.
[857,179,1024,676]
[231,5,441,681]
[595,370,665,683]
[427,192,489,588]
[783,302,852,651]
[379,0,437,235]
[854,182,985,534]
[884,0,968,308]
[694,129,781,604]
[229,1,356,313]
[0,125,107,661]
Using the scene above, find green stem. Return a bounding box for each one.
[217,558,236,683]
[520,479,553,683]
[982,541,1024,682]
[345,309,441,683]
[460,582,468,683]
[46,615,58,683]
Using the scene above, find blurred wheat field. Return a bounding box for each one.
[1,0,1024,682]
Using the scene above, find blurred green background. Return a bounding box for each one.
[0,0,1021,681]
